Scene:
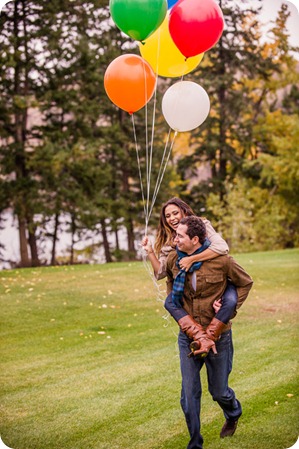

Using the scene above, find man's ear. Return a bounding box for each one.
[192,236,199,246]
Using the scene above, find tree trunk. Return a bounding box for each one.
[14,0,31,267]
[70,213,75,265]
[218,35,227,182]
[115,228,120,251]
[18,214,30,267]
[51,212,60,265]
[100,218,112,263]
[126,217,136,258]
[28,227,40,266]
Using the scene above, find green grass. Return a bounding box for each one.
[0,249,298,449]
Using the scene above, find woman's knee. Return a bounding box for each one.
[164,293,173,312]
[223,281,238,307]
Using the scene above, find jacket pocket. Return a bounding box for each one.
[205,274,224,284]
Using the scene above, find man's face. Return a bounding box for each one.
[174,223,195,254]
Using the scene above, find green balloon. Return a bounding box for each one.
[110,0,167,42]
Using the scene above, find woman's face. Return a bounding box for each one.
[164,204,184,231]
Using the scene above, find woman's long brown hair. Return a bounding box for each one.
[154,197,196,255]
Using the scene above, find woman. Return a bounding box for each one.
[142,197,229,279]
[142,197,237,354]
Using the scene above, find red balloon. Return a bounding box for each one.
[169,0,224,58]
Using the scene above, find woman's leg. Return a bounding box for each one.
[215,281,238,324]
[165,293,216,356]
[190,282,238,355]
[165,280,237,325]
[164,292,189,322]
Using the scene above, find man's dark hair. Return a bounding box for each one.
[180,216,207,244]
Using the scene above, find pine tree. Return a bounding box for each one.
[204,2,299,250]
[177,0,281,208]
[0,0,172,265]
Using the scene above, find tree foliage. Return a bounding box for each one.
[174,0,299,252]
[0,0,298,266]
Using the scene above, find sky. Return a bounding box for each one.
[258,0,299,47]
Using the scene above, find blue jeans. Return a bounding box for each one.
[178,330,242,449]
[164,281,237,324]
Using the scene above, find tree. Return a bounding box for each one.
[0,0,49,266]
[175,1,298,251]
[176,0,286,206]
[0,0,173,265]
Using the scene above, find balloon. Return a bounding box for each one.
[162,81,210,132]
[104,54,156,114]
[110,0,167,42]
[167,0,178,8]
[140,14,203,78]
[169,0,224,58]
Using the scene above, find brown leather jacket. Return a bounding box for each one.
[166,253,253,331]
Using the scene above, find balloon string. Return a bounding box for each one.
[131,113,148,229]
[147,78,159,223]
[144,82,150,229]
[133,28,175,232]
[148,92,158,216]
[144,28,161,227]
[148,129,177,220]
[149,129,171,216]
[145,29,160,231]
[143,60,154,231]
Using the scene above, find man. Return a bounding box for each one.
[166,216,253,449]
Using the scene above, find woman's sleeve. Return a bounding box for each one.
[155,245,173,280]
[203,219,229,255]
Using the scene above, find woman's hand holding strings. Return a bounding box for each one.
[141,236,154,255]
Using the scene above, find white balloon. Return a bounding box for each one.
[162,81,210,132]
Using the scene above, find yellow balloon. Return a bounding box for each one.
[139,14,203,78]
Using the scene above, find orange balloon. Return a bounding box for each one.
[104,54,156,114]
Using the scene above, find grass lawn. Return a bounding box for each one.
[0,249,298,449]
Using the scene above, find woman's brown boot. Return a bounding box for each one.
[178,315,216,357]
